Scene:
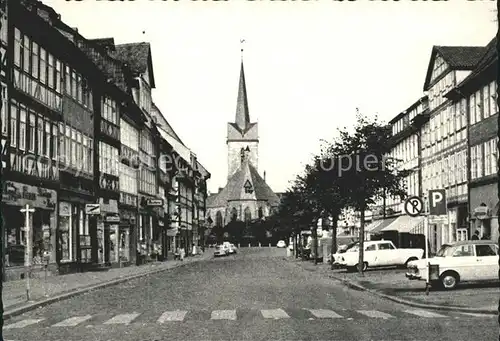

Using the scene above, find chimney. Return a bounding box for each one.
[264,171,266,182]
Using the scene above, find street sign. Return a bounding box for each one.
[404,196,424,217]
[428,189,447,216]
[104,215,120,223]
[85,204,101,215]
[146,198,163,207]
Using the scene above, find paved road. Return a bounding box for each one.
[3,248,497,341]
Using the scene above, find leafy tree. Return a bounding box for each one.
[324,112,410,275]
[306,154,348,263]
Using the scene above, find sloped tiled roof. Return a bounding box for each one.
[112,42,150,74]
[435,46,486,69]
[423,45,486,91]
[111,42,155,88]
[456,37,497,88]
[89,38,116,52]
[207,159,280,208]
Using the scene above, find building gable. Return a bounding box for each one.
[423,45,485,91]
[423,50,450,91]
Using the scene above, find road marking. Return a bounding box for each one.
[460,312,496,318]
[5,319,44,329]
[53,315,92,327]
[307,309,343,319]
[157,310,188,323]
[103,313,140,325]
[404,310,447,318]
[261,309,290,319]
[357,310,394,319]
[211,310,237,320]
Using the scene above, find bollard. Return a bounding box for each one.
[259,243,261,247]
[269,243,271,247]
[248,243,251,248]
[238,243,240,248]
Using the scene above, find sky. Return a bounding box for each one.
[42,0,496,194]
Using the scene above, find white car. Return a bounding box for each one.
[337,240,424,272]
[214,244,230,257]
[406,240,499,290]
[277,240,286,248]
[228,243,238,254]
[331,242,359,267]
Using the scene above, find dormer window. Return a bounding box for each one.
[244,180,253,194]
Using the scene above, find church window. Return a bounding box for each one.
[231,208,238,222]
[216,211,223,228]
[258,207,264,219]
[244,207,251,222]
[244,180,253,194]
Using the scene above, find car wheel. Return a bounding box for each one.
[355,262,368,272]
[404,257,418,268]
[440,272,459,290]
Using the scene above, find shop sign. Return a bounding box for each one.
[85,204,101,215]
[146,198,163,207]
[474,206,491,219]
[2,181,56,210]
[104,214,120,223]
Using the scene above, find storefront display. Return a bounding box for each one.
[2,181,56,268]
[58,201,92,264]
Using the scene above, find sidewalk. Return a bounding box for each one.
[291,258,499,314]
[3,252,212,318]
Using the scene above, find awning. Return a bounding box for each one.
[381,215,424,234]
[370,217,398,234]
[365,219,384,233]
[158,128,191,163]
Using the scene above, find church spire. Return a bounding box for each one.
[235,39,250,131]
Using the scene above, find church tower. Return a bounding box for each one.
[227,46,259,180]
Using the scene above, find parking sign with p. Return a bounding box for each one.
[428,189,446,216]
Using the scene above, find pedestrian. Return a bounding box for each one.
[471,230,480,240]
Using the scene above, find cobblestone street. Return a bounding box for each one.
[4,248,497,341]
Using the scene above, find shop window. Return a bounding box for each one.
[4,206,51,267]
[58,202,75,262]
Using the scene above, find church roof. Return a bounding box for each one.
[207,159,280,208]
[234,61,252,133]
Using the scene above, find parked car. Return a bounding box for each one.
[277,240,286,248]
[337,240,424,272]
[214,244,230,257]
[228,243,238,254]
[331,242,359,267]
[406,240,499,290]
